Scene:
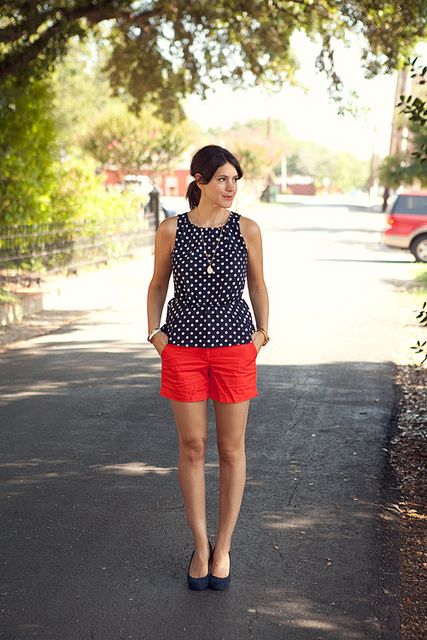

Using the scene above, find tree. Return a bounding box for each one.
[82,102,195,173]
[51,35,114,154]
[210,119,369,194]
[379,57,427,191]
[1,1,426,119]
[285,141,369,192]
[397,57,427,162]
[0,75,60,224]
[0,65,141,225]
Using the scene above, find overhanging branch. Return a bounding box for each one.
[0,3,162,81]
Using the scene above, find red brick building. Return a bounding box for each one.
[102,167,191,197]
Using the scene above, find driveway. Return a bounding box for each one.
[0,202,414,639]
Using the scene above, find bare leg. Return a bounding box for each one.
[211,399,251,577]
[170,399,210,578]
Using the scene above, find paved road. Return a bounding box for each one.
[0,203,416,639]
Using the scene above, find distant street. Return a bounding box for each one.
[0,201,414,640]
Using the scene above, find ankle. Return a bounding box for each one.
[213,540,230,553]
[194,538,210,553]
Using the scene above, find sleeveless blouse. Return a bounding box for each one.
[160,211,255,347]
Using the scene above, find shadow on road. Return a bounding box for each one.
[275,202,383,213]
[316,257,413,264]
[0,339,401,639]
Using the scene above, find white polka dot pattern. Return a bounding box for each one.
[160,211,255,347]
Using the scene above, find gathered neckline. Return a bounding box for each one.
[186,211,234,229]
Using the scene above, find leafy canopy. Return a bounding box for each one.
[379,57,427,188]
[1,1,426,118]
[82,102,195,171]
[0,75,60,224]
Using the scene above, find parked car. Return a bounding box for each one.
[382,191,427,262]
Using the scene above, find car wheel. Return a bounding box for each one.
[410,234,427,262]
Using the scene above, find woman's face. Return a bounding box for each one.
[197,162,239,208]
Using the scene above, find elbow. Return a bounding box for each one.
[148,280,168,296]
[248,280,267,296]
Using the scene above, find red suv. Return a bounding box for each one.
[383,191,427,262]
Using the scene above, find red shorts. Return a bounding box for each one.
[160,342,258,403]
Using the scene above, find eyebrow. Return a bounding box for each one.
[218,174,239,178]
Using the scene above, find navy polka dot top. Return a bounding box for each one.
[160,211,255,347]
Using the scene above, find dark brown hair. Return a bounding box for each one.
[186,145,243,209]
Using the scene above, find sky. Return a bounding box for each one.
[184,33,426,161]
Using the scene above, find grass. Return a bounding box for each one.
[409,267,427,307]
[415,267,427,293]
[0,288,17,304]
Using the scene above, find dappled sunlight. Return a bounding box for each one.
[0,283,400,639]
[7,471,68,484]
[0,382,70,405]
[1,457,84,491]
[293,619,337,630]
[0,457,178,498]
[261,503,380,537]
[256,592,368,638]
[91,461,177,476]
[0,342,162,407]
[264,513,317,530]
[0,458,68,468]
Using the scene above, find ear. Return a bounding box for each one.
[194,172,204,187]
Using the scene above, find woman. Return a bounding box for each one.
[146,145,269,590]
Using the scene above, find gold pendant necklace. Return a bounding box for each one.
[200,225,224,275]
[196,207,227,275]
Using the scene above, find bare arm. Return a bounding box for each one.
[240,216,269,351]
[146,217,176,354]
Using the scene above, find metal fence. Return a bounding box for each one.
[0,211,156,290]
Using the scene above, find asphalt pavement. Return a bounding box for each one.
[0,201,416,639]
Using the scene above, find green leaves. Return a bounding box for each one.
[82,102,193,172]
[397,57,427,162]
[411,302,427,366]
[415,301,427,327]
[380,56,427,185]
[0,76,60,224]
[1,1,426,119]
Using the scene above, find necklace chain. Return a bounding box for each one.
[196,207,227,275]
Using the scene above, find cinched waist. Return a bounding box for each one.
[169,297,245,309]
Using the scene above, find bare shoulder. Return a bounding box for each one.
[239,214,261,239]
[155,215,178,256]
[158,215,178,238]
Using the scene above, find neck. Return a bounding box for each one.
[195,201,228,226]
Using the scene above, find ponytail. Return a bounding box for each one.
[186,180,201,209]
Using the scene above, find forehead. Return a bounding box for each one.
[213,162,238,178]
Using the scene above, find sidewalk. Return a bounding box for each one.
[0,246,154,352]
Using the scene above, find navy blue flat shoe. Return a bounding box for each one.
[209,549,231,590]
[187,540,213,591]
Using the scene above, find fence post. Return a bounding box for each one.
[148,187,160,229]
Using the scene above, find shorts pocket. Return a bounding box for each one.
[250,341,259,358]
[160,343,170,358]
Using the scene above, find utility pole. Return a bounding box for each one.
[389,69,414,161]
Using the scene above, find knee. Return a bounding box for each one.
[217,441,245,464]
[180,437,207,463]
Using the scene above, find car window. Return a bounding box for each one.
[391,195,427,214]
